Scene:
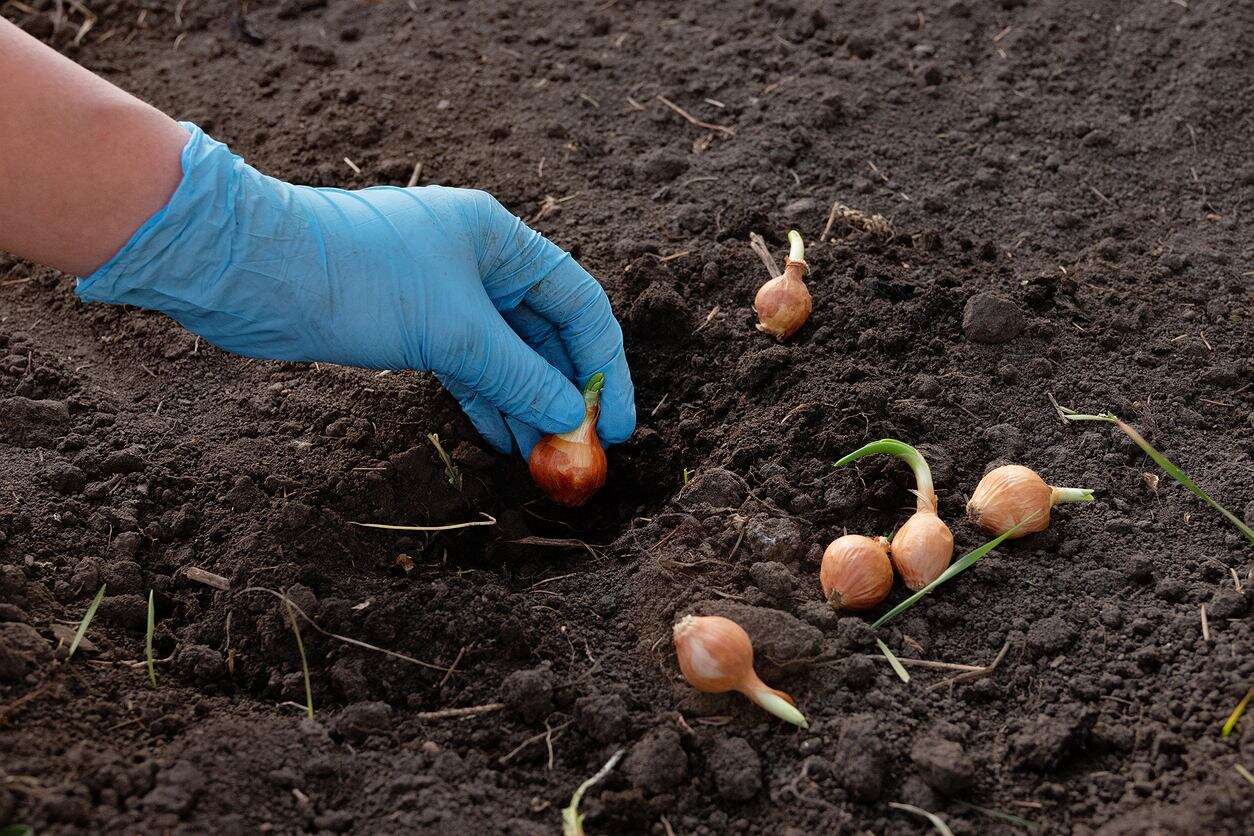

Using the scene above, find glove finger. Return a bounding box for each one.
[505,416,543,460]
[437,307,584,437]
[436,373,514,455]
[522,257,636,446]
[503,304,576,380]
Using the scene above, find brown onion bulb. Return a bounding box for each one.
[889,511,954,591]
[672,615,808,728]
[820,534,893,611]
[836,439,954,591]
[967,464,1094,538]
[528,373,607,507]
[754,230,812,341]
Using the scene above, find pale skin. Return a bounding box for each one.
[0,17,188,277]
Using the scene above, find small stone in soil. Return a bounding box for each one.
[735,346,792,391]
[1009,706,1095,771]
[1126,554,1155,584]
[575,692,632,743]
[831,714,889,801]
[962,293,1025,344]
[910,735,976,795]
[743,516,803,563]
[500,666,555,723]
[1026,615,1076,657]
[679,467,748,511]
[1207,590,1247,620]
[330,701,393,742]
[706,736,762,801]
[623,727,689,794]
[0,622,53,681]
[174,644,226,685]
[749,561,796,603]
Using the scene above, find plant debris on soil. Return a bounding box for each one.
[1,1,1252,834]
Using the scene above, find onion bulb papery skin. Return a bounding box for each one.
[967,464,1093,538]
[528,375,607,507]
[888,511,954,591]
[820,535,894,611]
[754,259,812,340]
[672,615,808,728]
[754,230,812,341]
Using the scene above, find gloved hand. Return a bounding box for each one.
[76,123,635,457]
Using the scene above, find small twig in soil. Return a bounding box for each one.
[693,306,720,333]
[414,702,505,722]
[511,537,600,559]
[240,587,452,671]
[183,566,230,591]
[349,512,496,532]
[868,656,983,673]
[406,161,423,187]
[500,719,573,765]
[438,644,469,689]
[1200,604,1210,641]
[655,95,735,136]
[927,640,1011,692]
[888,801,954,836]
[651,393,670,416]
[529,193,580,224]
[748,232,781,277]
[820,200,892,240]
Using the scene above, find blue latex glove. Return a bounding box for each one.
[76,123,635,457]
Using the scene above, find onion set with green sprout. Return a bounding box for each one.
[836,439,954,590]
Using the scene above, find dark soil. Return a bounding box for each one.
[2,1,1253,833]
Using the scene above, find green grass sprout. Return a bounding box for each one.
[876,638,910,683]
[428,432,463,491]
[0,826,35,836]
[1052,399,1254,544]
[1235,764,1254,787]
[960,802,1040,830]
[68,584,106,659]
[889,801,953,836]
[1222,687,1252,738]
[872,517,1033,629]
[562,748,625,836]
[285,600,314,720]
[146,589,157,687]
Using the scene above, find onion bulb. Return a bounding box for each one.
[820,534,893,611]
[528,373,607,507]
[836,439,954,591]
[754,230,812,341]
[967,464,1094,538]
[672,615,808,728]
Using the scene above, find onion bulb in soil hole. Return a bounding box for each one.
[672,615,808,728]
[528,373,607,507]
[820,534,893,611]
[836,439,954,591]
[967,464,1094,537]
[754,230,812,340]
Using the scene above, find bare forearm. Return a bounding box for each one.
[0,18,188,276]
